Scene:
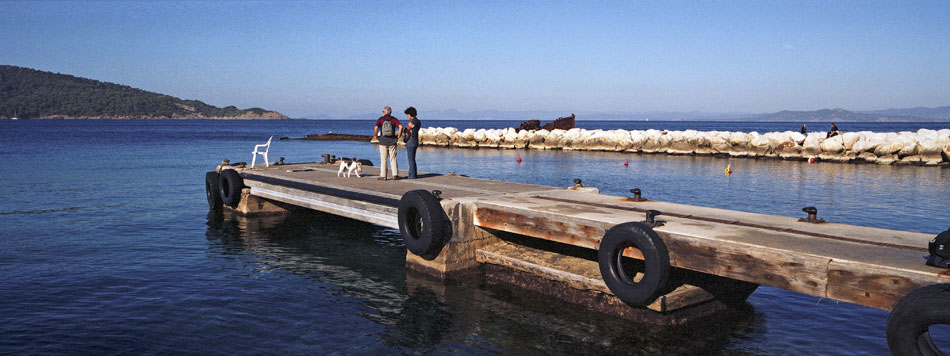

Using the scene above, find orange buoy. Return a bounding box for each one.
[624,160,629,166]
[725,164,732,175]
[517,155,522,163]
[808,156,816,164]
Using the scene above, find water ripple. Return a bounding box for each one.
[0,203,128,216]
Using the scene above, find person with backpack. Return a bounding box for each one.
[373,106,403,180]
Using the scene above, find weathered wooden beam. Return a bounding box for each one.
[825,260,947,311]
[665,237,830,296]
[472,194,943,311]
[475,206,605,251]
[245,180,398,228]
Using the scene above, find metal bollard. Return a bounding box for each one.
[628,188,646,201]
[643,210,664,227]
[799,207,825,223]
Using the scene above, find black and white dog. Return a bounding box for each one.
[337,158,363,178]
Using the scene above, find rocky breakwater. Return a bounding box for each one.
[418,127,950,166]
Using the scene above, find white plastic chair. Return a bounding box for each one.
[251,136,273,168]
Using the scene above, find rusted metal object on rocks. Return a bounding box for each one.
[541,113,575,131]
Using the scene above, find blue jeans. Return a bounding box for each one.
[406,139,418,178]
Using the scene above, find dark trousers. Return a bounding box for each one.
[406,139,418,178]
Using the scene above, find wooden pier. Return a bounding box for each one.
[206,160,949,355]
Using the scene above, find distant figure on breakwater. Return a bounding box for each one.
[801,123,807,134]
[373,106,402,180]
[404,106,421,179]
[827,123,839,138]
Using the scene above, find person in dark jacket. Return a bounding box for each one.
[403,107,421,179]
[826,123,839,138]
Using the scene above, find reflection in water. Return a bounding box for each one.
[397,272,761,356]
[205,210,406,294]
[204,210,764,355]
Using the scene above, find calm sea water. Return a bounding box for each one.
[1,119,948,355]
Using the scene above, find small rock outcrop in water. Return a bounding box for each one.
[517,114,575,132]
[282,133,373,141]
[416,127,950,166]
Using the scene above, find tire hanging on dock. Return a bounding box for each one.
[205,171,222,210]
[598,222,671,306]
[886,283,950,356]
[398,190,451,258]
[218,169,244,208]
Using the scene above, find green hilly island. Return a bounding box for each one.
[0,65,287,119]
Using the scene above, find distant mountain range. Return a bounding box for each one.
[0,65,287,119]
[746,107,950,122]
[309,107,950,122]
[860,106,950,120]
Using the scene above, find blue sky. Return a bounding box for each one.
[2,0,949,117]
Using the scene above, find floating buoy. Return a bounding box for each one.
[516,155,522,163]
[725,164,732,175]
[808,156,816,164]
[624,160,629,166]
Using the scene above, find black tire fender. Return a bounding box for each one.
[205,171,222,210]
[398,190,450,258]
[218,169,244,208]
[598,222,671,306]
[886,283,950,356]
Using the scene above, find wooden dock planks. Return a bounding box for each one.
[470,189,942,311]
[236,163,557,228]
[230,162,946,311]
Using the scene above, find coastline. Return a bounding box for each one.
[17,114,290,120]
